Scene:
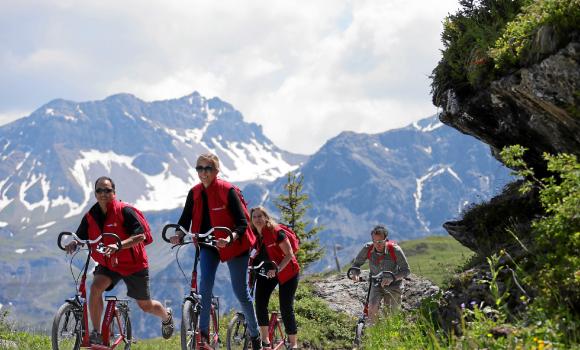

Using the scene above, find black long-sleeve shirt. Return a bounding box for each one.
[177,187,248,240]
[75,203,144,239]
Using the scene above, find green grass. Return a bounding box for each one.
[400,235,474,286]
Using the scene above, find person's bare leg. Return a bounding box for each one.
[288,334,298,348]
[259,325,269,345]
[136,299,170,320]
[368,303,380,325]
[89,275,112,332]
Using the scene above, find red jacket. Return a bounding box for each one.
[260,224,300,284]
[86,200,148,276]
[191,179,256,262]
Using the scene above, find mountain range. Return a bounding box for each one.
[0,92,511,337]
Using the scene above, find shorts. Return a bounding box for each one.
[94,265,151,300]
[369,285,402,314]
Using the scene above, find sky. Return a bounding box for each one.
[0,0,461,155]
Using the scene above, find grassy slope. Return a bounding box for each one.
[0,235,473,349]
[400,235,473,286]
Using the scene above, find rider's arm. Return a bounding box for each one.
[176,189,195,240]
[227,188,247,241]
[351,243,372,268]
[75,216,89,240]
[392,245,411,281]
[67,216,89,252]
[118,206,146,249]
[349,243,371,280]
[276,230,294,272]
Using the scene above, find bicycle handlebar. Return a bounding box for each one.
[161,224,234,247]
[249,260,278,277]
[57,232,122,252]
[347,267,396,286]
[371,271,396,287]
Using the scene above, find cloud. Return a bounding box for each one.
[0,0,460,154]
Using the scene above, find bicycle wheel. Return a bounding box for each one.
[181,299,199,350]
[51,302,81,350]
[226,313,248,350]
[354,320,365,348]
[109,306,132,350]
[271,315,286,349]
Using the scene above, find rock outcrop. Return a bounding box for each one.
[435,30,579,332]
[439,41,580,174]
[311,272,440,318]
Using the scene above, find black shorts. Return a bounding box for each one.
[94,265,151,301]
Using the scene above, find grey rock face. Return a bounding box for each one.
[440,42,580,173]
[311,272,440,318]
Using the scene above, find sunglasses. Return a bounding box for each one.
[195,165,214,173]
[95,188,114,194]
[372,239,386,244]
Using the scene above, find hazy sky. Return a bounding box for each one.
[0,0,460,154]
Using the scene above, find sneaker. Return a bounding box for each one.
[89,329,103,345]
[161,308,174,339]
[262,341,271,350]
[251,335,263,350]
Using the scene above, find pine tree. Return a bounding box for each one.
[274,172,324,270]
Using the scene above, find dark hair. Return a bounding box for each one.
[371,225,388,238]
[94,176,116,190]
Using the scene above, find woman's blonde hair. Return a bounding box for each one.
[249,206,277,236]
[197,153,220,172]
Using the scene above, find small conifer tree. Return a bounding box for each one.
[274,172,324,270]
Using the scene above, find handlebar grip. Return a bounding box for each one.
[347,267,360,280]
[161,224,186,243]
[102,233,123,250]
[57,232,74,251]
[212,226,234,244]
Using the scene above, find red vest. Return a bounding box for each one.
[191,179,256,262]
[261,225,300,284]
[86,200,148,276]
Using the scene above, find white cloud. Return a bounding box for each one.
[0,0,460,154]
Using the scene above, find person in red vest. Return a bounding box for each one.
[64,176,174,344]
[250,206,300,349]
[349,225,410,323]
[170,153,261,349]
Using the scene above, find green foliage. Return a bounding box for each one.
[363,312,437,350]
[274,172,324,270]
[491,0,580,70]
[292,283,354,349]
[432,0,526,100]
[501,145,580,342]
[432,0,580,103]
[0,310,51,350]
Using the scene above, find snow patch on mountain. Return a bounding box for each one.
[213,139,298,182]
[413,120,444,132]
[20,174,50,212]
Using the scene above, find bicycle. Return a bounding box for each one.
[226,260,288,350]
[347,267,396,348]
[52,231,132,350]
[162,224,233,350]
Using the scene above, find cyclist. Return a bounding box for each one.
[170,153,262,350]
[348,225,410,323]
[64,176,174,344]
[250,206,300,349]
